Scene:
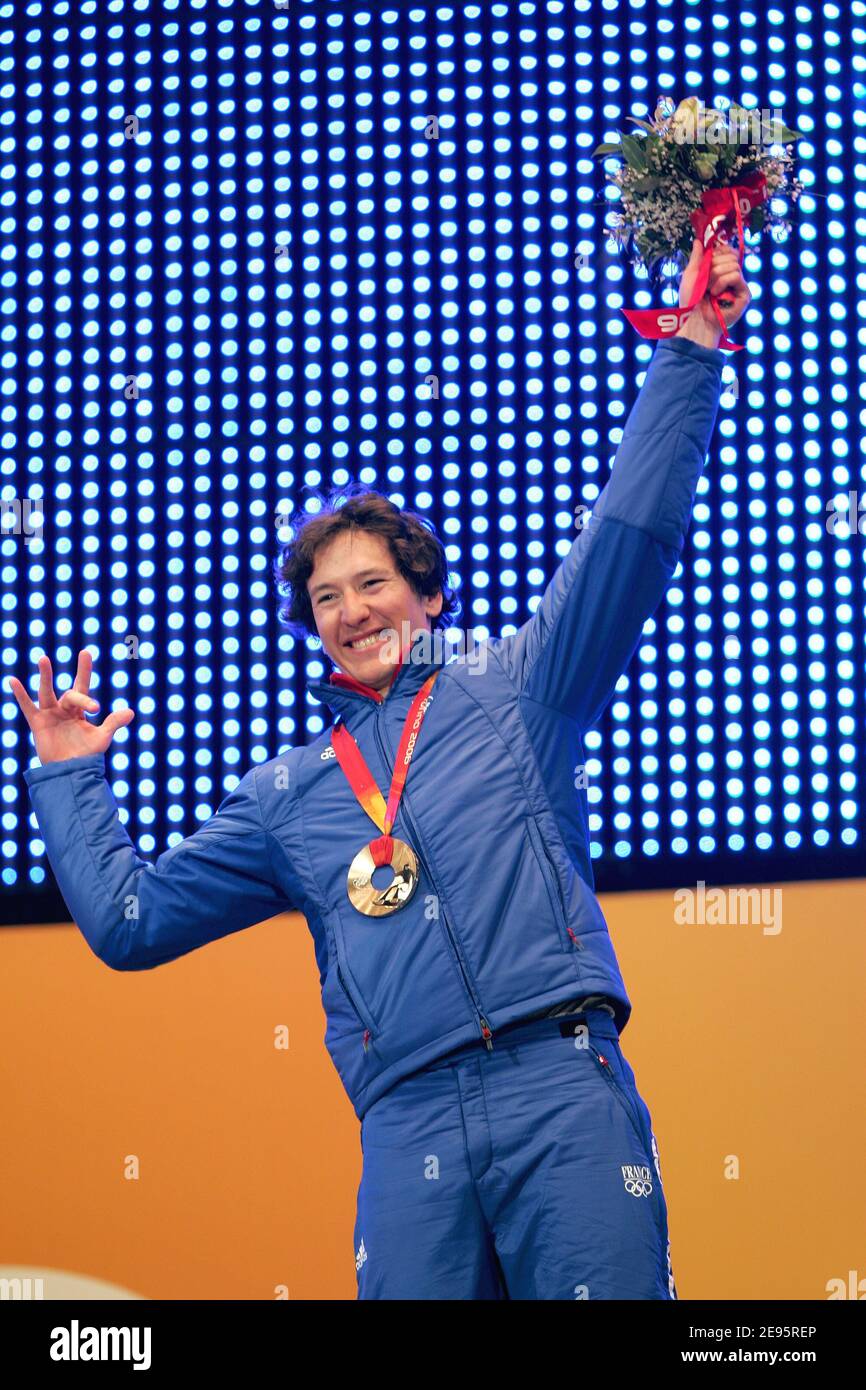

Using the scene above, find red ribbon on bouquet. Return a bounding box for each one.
[621,170,768,352]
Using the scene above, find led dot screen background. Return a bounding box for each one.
[1,0,864,923]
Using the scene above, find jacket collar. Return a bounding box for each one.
[306,629,450,719]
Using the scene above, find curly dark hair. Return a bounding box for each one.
[273,483,462,643]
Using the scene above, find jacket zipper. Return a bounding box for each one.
[374,705,495,1052]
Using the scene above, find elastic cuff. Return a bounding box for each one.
[656,334,726,372]
[23,751,106,787]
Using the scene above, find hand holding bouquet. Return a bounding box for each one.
[678,237,753,340]
[593,97,803,350]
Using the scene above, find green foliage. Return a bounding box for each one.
[620,133,649,173]
[592,97,802,274]
[592,141,622,158]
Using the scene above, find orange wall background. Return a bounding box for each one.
[2,876,864,1301]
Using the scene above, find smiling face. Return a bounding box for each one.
[309,529,444,693]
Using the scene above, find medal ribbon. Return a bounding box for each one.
[621,170,768,353]
[331,670,441,868]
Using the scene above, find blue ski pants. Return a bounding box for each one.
[353,1007,677,1299]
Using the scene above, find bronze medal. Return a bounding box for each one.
[347,837,419,917]
[330,670,441,917]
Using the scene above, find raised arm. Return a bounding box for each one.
[490,333,725,732]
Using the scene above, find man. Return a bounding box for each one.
[10,240,750,1299]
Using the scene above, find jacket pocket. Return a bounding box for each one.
[336,964,375,1035]
[524,814,575,956]
[326,911,379,1035]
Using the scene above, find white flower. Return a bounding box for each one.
[668,96,702,144]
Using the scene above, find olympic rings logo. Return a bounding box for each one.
[622,1164,653,1198]
[623,1177,653,1198]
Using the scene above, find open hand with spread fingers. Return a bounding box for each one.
[6,649,134,765]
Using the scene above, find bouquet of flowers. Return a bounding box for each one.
[592,96,804,349]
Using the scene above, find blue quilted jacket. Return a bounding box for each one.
[24,335,724,1120]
